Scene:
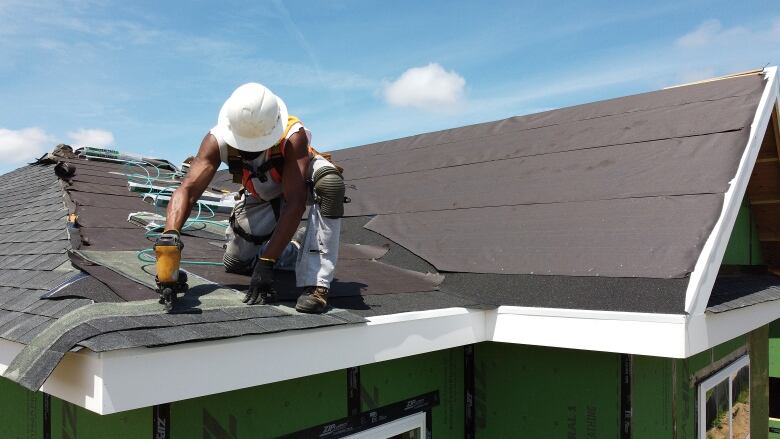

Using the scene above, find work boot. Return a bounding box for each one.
[295,286,329,314]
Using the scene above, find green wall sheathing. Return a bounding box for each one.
[170,369,345,438]
[769,320,780,438]
[0,348,465,438]
[474,342,620,439]
[723,198,764,265]
[632,335,750,439]
[769,320,780,378]
[770,418,780,439]
[673,334,748,438]
[49,398,149,439]
[0,377,42,439]
[632,356,674,439]
[360,347,464,437]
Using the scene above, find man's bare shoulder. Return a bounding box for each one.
[197,133,221,165]
[285,128,310,160]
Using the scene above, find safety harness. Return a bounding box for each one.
[226,116,342,245]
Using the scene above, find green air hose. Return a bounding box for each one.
[124,159,228,268]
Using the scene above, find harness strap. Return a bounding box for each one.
[228,196,282,246]
[226,116,344,196]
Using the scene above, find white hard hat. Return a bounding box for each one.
[213,82,289,152]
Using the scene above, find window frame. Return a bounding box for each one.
[697,354,750,439]
[343,412,426,439]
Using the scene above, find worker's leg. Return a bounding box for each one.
[223,193,278,274]
[295,158,344,288]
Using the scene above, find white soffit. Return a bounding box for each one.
[685,66,780,315]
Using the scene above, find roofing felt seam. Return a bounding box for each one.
[341,105,754,183]
[343,129,746,183]
[343,108,757,214]
[334,74,764,163]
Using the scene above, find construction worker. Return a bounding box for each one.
[157,83,344,313]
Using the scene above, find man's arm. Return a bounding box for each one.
[164,133,221,231]
[260,128,310,260]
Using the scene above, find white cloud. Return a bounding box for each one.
[675,19,724,48]
[383,63,466,111]
[0,127,55,164]
[67,128,114,147]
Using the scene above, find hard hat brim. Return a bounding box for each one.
[214,96,289,152]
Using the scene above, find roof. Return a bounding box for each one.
[0,67,778,414]
[0,164,90,345]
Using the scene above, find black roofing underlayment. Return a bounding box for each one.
[707,272,780,313]
[337,74,766,278]
[0,74,778,391]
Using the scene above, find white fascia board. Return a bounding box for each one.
[686,298,780,357]
[94,307,485,414]
[487,306,689,357]
[685,66,780,315]
[0,338,106,413]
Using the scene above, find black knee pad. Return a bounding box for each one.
[313,168,345,218]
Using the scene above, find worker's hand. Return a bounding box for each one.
[245,258,276,305]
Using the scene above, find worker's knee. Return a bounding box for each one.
[313,168,345,218]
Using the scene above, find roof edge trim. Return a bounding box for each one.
[87,307,485,414]
[684,66,780,315]
[687,297,780,357]
[3,301,777,414]
[488,307,688,357]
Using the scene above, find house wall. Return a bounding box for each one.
[0,330,772,439]
[476,333,766,439]
[722,197,764,265]
[474,342,621,438]
[0,374,42,438]
[634,330,768,439]
[0,347,464,439]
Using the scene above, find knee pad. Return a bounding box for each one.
[313,168,345,218]
[223,251,254,275]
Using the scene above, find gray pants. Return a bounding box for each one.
[223,158,341,289]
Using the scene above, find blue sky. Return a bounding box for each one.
[0,0,778,173]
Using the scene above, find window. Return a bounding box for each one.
[343,412,426,439]
[698,355,750,439]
